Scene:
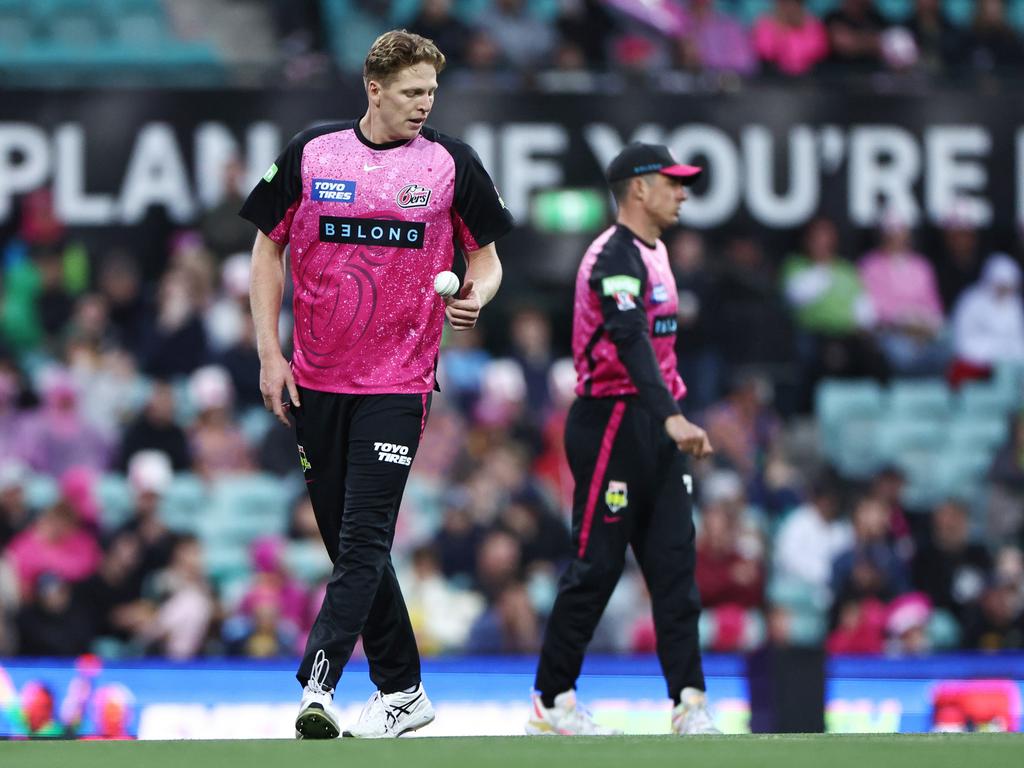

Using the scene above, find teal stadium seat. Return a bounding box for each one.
[202,540,251,589]
[875,417,945,466]
[24,473,59,511]
[199,474,290,544]
[284,540,333,585]
[815,379,884,477]
[887,379,953,420]
[875,0,912,22]
[943,0,974,26]
[96,473,134,530]
[158,473,207,533]
[958,381,1018,419]
[928,608,962,650]
[947,415,1009,453]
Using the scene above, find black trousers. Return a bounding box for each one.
[294,387,430,694]
[534,396,706,702]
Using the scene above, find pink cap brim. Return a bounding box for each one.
[659,164,703,183]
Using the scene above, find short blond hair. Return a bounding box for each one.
[363,29,446,85]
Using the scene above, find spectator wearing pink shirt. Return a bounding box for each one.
[5,475,102,599]
[859,216,949,376]
[675,0,757,75]
[753,0,829,76]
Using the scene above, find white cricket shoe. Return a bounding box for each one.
[525,690,621,736]
[294,650,340,739]
[671,687,721,735]
[342,683,435,738]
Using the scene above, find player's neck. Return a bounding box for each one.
[616,212,660,248]
[359,112,406,146]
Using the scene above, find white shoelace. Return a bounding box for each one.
[308,649,331,696]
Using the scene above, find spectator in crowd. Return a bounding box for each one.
[187,365,254,479]
[433,492,488,585]
[934,204,984,311]
[912,499,991,621]
[5,481,103,599]
[130,535,215,659]
[906,0,962,74]
[963,0,1024,75]
[116,451,180,584]
[439,326,493,417]
[0,461,31,550]
[492,491,570,571]
[963,570,1024,651]
[859,215,947,376]
[402,545,484,654]
[75,530,145,647]
[988,410,1024,540]
[139,268,209,379]
[475,529,523,600]
[465,581,541,654]
[704,371,782,492]
[223,581,299,658]
[696,500,764,610]
[0,365,29,467]
[409,0,471,69]
[33,248,76,343]
[476,0,557,71]
[715,235,796,382]
[832,495,910,616]
[773,468,854,604]
[15,572,94,656]
[753,0,829,76]
[824,0,886,72]
[507,306,556,419]
[668,229,722,414]
[97,250,149,357]
[674,0,756,75]
[237,536,307,640]
[949,254,1024,386]
[782,217,887,404]
[884,592,933,656]
[17,367,110,476]
[868,465,915,559]
[556,0,616,69]
[200,157,255,263]
[115,380,191,472]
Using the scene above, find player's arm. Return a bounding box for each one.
[439,133,514,330]
[446,242,502,330]
[239,130,311,425]
[594,244,712,458]
[250,232,300,425]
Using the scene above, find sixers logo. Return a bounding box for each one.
[396,184,431,208]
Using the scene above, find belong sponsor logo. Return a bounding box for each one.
[311,178,356,203]
[319,216,424,248]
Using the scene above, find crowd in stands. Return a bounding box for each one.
[1,159,1023,661]
[275,0,1024,85]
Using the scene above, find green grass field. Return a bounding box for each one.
[2,734,1023,768]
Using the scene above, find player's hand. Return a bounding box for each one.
[445,279,482,330]
[259,352,300,427]
[665,414,713,459]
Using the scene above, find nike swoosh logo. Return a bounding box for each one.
[363,164,385,172]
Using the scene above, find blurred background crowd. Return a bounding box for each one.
[1,0,1023,666]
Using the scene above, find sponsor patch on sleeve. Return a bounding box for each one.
[601,275,641,298]
[262,163,278,183]
[614,291,637,311]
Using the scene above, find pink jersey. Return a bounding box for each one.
[573,224,686,415]
[241,120,513,394]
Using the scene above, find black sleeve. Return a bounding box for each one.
[590,234,681,421]
[434,133,515,250]
[239,121,352,242]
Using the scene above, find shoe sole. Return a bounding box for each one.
[295,707,341,740]
[342,710,435,738]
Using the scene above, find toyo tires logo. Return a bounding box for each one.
[396,184,431,208]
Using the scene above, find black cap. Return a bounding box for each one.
[606,142,703,184]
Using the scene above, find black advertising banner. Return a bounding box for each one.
[2,87,1023,263]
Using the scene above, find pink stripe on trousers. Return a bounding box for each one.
[577,400,626,558]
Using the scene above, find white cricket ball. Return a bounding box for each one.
[434,270,460,298]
